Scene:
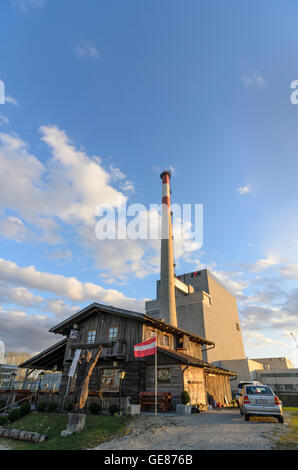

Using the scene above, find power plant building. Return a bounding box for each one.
[146,269,245,363]
[146,170,246,364]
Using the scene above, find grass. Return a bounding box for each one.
[0,412,131,450]
[272,407,298,450]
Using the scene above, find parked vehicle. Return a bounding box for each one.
[238,384,284,423]
[235,381,261,407]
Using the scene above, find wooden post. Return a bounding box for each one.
[155,331,157,416]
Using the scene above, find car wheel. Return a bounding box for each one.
[244,414,250,421]
[278,416,284,424]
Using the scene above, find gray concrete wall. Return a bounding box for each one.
[146,269,246,363]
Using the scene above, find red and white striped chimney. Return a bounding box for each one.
[159,170,178,327]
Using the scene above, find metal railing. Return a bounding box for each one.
[0,392,37,414]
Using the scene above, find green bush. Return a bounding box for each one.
[0,400,6,411]
[65,402,73,412]
[8,408,22,422]
[47,403,58,412]
[20,402,31,416]
[89,402,101,415]
[108,404,120,415]
[181,391,190,405]
[0,415,8,426]
[37,402,47,412]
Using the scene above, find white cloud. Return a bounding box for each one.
[243,330,285,348]
[0,216,30,242]
[48,248,72,262]
[238,256,281,273]
[237,185,251,195]
[0,114,9,126]
[5,95,19,106]
[0,125,201,280]
[43,298,80,317]
[0,284,43,307]
[74,41,100,60]
[0,307,59,354]
[0,257,147,311]
[241,71,266,88]
[278,262,298,280]
[11,0,45,12]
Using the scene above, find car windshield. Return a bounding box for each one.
[245,386,273,395]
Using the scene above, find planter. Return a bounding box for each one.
[125,405,140,416]
[176,404,192,415]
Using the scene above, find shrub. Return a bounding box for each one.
[8,408,22,422]
[65,402,73,412]
[108,404,120,415]
[20,402,31,416]
[89,402,101,415]
[181,391,190,405]
[47,402,58,412]
[37,402,47,412]
[0,416,8,426]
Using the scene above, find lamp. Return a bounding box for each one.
[38,371,45,391]
[118,370,126,381]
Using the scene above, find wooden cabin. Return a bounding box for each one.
[20,303,236,410]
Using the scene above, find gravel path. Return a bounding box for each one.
[92,409,288,451]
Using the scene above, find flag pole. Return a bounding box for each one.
[155,331,157,416]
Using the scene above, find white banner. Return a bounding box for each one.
[68,349,81,377]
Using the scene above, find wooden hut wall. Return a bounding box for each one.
[142,324,203,360]
[182,366,206,405]
[145,364,183,405]
[204,372,232,404]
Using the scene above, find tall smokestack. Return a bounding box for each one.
[159,170,178,327]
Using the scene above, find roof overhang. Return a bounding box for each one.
[19,338,67,371]
[49,302,214,347]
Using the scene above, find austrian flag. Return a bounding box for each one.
[134,336,157,358]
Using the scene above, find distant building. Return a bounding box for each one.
[0,364,21,389]
[146,269,246,363]
[214,357,298,394]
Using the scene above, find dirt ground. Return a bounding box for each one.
[92,409,288,451]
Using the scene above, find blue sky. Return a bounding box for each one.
[0,0,297,365]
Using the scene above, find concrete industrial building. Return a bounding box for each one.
[146,268,246,363]
[214,357,298,394]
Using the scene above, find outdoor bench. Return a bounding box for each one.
[139,391,172,412]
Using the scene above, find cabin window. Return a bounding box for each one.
[100,369,120,387]
[163,334,170,347]
[108,326,118,341]
[87,330,96,344]
[150,329,156,338]
[158,368,171,383]
[236,323,240,331]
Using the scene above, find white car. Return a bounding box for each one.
[235,380,262,406]
[238,384,284,423]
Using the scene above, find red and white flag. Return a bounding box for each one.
[134,336,157,358]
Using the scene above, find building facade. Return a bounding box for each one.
[215,357,298,395]
[146,269,245,363]
[20,303,236,409]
